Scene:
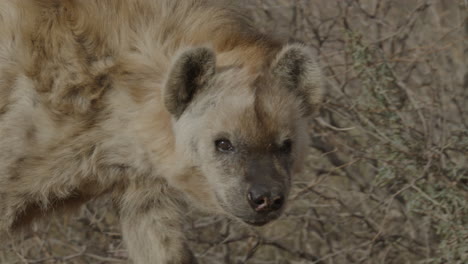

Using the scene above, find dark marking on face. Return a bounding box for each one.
[273,156,292,183]
[252,88,267,128]
[245,155,287,185]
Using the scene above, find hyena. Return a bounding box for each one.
[0,0,323,263]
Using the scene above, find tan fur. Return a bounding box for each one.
[0,1,322,263]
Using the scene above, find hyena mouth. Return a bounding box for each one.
[241,210,283,226]
[243,212,283,226]
[244,219,271,226]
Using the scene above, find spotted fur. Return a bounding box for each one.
[0,1,322,263]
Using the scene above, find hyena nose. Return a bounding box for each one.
[247,186,285,214]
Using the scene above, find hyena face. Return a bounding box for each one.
[164,46,322,225]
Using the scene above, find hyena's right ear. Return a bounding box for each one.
[271,44,323,116]
[164,47,216,119]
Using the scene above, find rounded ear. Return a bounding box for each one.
[164,47,216,119]
[271,44,323,116]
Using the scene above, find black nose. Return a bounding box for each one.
[247,185,285,214]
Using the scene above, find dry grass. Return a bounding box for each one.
[2,0,467,263]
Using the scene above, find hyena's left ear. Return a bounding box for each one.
[164,47,216,119]
[271,44,323,116]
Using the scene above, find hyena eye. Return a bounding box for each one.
[279,139,292,154]
[215,139,235,153]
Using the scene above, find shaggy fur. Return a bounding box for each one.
[0,0,323,263]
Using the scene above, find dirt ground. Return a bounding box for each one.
[2,0,467,263]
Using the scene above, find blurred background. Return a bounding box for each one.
[2,0,467,263]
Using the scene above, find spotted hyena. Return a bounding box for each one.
[0,0,323,263]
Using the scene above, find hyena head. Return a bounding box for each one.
[164,45,322,226]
